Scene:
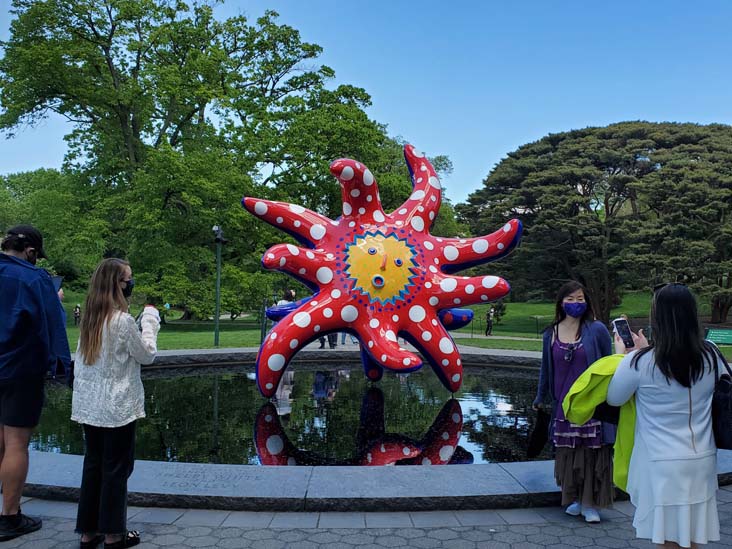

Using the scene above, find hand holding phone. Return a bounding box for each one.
[612,318,635,349]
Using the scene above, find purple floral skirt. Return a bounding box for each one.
[553,418,602,448]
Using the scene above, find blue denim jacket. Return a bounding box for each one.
[0,253,71,381]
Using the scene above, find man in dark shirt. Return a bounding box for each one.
[0,225,71,541]
[485,306,495,336]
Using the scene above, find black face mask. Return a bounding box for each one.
[122,278,135,298]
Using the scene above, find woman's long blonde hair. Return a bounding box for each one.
[78,258,130,364]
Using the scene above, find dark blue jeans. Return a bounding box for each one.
[75,421,136,535]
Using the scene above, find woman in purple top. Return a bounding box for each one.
[533,281,613,523]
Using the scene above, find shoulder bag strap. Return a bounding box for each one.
[709,340,731,380]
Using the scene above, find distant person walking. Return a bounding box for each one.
[485,306,495,336]
[0,225,71,541]
[72,258,160,549]
[608,283,721,547]
[533,281,614,523]
[276,289,296,307]
[74,304,81,326]
[340,332,357,345]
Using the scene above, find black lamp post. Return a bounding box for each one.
[212,225,226,347]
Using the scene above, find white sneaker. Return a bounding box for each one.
[582,507,601,523]
[565,501,582,516]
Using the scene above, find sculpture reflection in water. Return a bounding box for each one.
[255,384,473,466]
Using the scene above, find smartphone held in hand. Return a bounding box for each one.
[612,318,635,349]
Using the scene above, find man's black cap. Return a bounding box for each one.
[6,225,47,259]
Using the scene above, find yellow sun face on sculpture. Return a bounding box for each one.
[345,232,418,305]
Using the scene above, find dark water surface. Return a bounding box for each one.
[34,365,551,465]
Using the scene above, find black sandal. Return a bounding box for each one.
[104,530,140,548]
[80,534,105,548]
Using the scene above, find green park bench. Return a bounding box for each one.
[706,328,732,345]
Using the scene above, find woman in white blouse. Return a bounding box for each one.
[607,283,721,549]
[72,259,159,549]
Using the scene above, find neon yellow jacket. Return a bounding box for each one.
[562,354,636,492]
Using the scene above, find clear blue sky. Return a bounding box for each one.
[2,0,732,203]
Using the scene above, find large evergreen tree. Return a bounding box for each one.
[457,122,732,322]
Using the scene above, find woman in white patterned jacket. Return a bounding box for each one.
[71,258,160,549]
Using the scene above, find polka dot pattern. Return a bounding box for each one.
[341,305,358,322]
[439,337,454,354]
[268,354,285,371]
[440,278,457,292]
[444,246,459,261]
[266,435,284,455]
[293,312,311,328]
[409,305,426,322]
[307,224,325,241]
[472,239,489,253]
[340,166,354,180]
[316,267,333,284]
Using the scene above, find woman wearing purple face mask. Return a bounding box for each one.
[533,281,614,523]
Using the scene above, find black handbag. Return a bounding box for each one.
[527,407,551,458]
[592,401,620,424]
[712,348,732,450]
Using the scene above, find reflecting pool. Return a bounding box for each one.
[34,365,551,465]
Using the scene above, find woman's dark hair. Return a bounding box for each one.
[631,283,717,387]
[548,281,595,339]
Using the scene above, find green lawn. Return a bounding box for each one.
[63,316,732,360]
[453,335,732,360]
[64,324,263,351]
[453,337,543,352]
[60,288,731,358]
[457,291,721,338]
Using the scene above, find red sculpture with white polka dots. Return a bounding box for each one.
[242,144,522,397]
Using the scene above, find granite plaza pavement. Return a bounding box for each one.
[9,489,732,548]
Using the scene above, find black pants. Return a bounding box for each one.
[76,421,136,535]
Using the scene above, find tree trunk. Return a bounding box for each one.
[711,296,731,324]
[600,224,612,324]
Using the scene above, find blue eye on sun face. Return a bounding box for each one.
[368,247,377,255]
[394,258,403,266]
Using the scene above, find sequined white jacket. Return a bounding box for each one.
[71,308,160,428]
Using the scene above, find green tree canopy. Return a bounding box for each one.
[1,0,459,318]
